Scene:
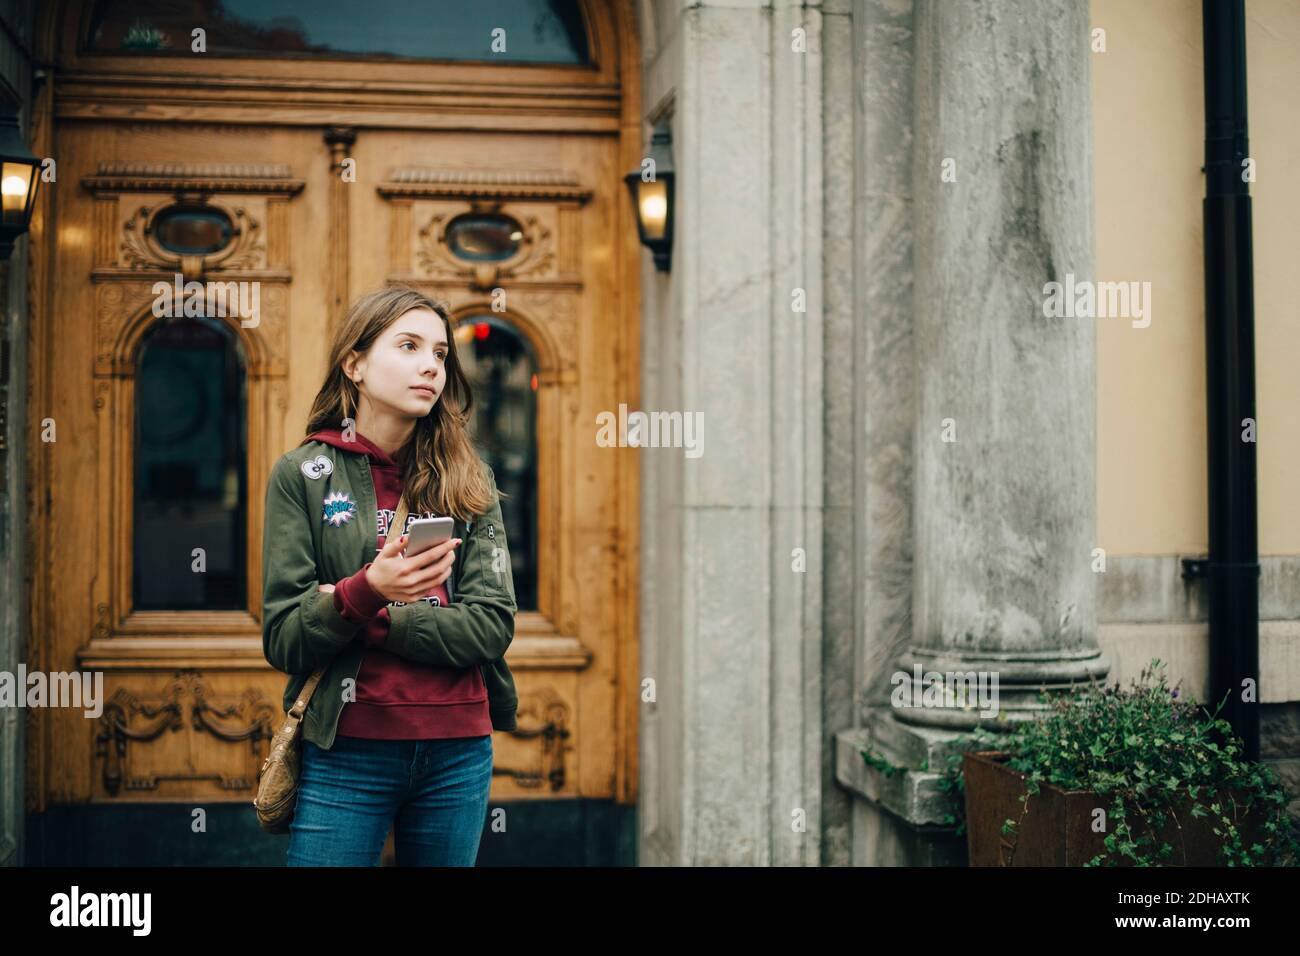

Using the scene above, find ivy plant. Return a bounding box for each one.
[858,660,1298,865]
[964,660,1300,866]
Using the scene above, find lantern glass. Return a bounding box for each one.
[1,161,33,223]
[636,179,669,240]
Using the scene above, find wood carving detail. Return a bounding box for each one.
[93,279,289,378]
[380,167,591,203]
[94,283,160,374]
[491,687,572,791]
[416,205,557,288]
[94,672,276,796]
[120,200,266,274]
[83,161,304,196]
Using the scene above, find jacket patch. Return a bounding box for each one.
[322,490,357,526]
[301,455,334,480]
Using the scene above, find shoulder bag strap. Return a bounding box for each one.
[288,668,327,719]
[392,489,409,547]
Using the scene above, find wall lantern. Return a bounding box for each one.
[0,102,40,261]
[623,120,675,272]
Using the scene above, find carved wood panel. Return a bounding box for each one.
[94,672,277,799]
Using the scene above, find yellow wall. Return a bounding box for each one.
[1093,0,1300,555]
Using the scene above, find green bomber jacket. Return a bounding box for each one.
[261,438,519,750]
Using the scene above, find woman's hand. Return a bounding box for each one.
[364,531,462,604]
[317,583,336,593]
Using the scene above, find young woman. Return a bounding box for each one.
[261,286,518,866]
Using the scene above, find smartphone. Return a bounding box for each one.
[401,516,454,558]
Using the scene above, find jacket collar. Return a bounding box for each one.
[302,428,399,465]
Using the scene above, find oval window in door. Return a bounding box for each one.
[151,204,236,256]
[446,214,525,263]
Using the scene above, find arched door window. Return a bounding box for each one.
[133,315,248,611]
[454,315,538,610]
[87,0,590,63]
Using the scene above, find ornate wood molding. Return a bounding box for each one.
[415,207,555,288]
[379,167,592,203]
[91,279,289,379]
[384,171,586,291]
[118,201,266,276]
[382,169,588,289]
[82,161,305,196]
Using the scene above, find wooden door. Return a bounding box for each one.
[26,0,641,851]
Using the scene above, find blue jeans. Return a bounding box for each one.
[286,734,493,866]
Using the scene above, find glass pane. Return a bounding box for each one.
[446,214,524,262]
[0,162,34,224]
[152,205,235,256]
[88,0,590,64]
[134,316,248,611]
[634,179,669,240]
[455,316,538,611]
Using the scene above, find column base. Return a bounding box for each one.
[891,647,1111,729]
[835,706,977,864]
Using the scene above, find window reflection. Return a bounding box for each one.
[454,315,537,611]
[134,316,248,611]
[152,205,235,256]
[88,0,590,64]
[446,214,525,262]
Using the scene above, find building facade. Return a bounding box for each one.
[1,0,1297,867]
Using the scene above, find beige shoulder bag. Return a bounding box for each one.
[253,666,326,833]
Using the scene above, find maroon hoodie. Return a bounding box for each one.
[302,428,491,740]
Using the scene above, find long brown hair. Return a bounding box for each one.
[305,286,498,522]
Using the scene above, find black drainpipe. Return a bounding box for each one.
[1185,0,1259,760]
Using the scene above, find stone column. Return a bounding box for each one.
[899,0,1108,729]
[834,0,1107,865]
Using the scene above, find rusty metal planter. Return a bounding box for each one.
[963,750,1268,867]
